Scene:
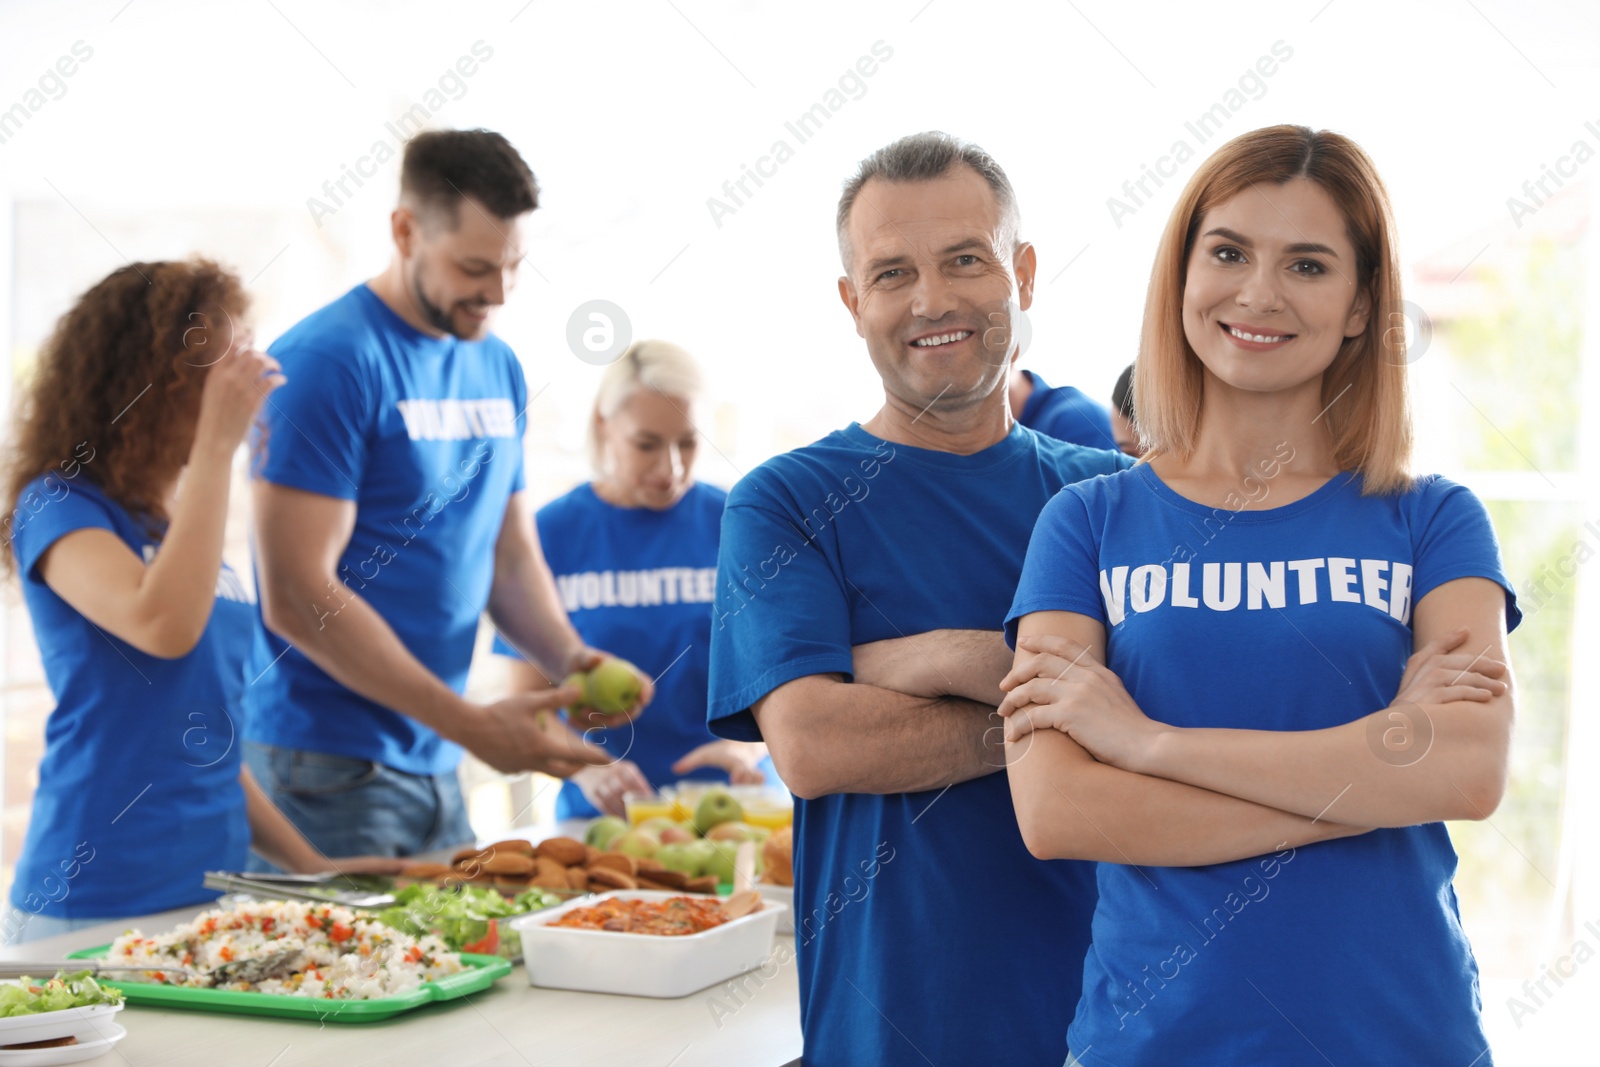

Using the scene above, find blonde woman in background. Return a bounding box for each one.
[496,340,770,818]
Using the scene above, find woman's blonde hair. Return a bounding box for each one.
[588,339,705,474]
[1135,125,1413,494]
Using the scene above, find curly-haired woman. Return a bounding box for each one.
[2,259,398,943]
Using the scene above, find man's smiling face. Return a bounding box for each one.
[839,165,1035,420]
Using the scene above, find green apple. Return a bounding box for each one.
[656,843,703,876]
[703,839,738,886]
[692,788,744,836]
[684,840,717,876]
[638,817,680,838]
[584,815,628,851]
[659,824,696,845]
[565,658,644,716]
[611,829,660,859]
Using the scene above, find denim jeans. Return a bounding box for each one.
[244,742,475,870]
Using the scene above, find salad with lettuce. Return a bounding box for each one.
[0,971,123,1016]
[372,884,567,958]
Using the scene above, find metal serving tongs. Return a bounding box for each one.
[0,949,303,984]
[203,871,396,909]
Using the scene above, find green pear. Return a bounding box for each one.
[566,658,643,716]
[692,788,744,836]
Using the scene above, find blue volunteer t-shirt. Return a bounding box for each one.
[1019,370,1116,450]
[245,284,527,776]
[1006,464,1519,1066]
[708,422,1131,1067]
[492,481,758,819]
[9,476,251,919]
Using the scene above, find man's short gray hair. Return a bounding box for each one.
[836,131,1021,274]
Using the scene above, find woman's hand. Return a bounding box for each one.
[1390,627,1508,707]
[672,740,768,785]
[192,336,285,458]
[998,633,1164,772]
[572,760,653,818]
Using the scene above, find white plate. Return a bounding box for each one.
[511,890,785,998]
[0,1021,127,1066]
[756,883,794,934]
[0,1005,122,1050]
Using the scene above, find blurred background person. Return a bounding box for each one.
[1109,362,1144,456]
[1009,363,1115,449]
[496,340,770,819]
[1,260,399,944]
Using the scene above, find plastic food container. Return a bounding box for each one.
[510,891,785,998]
[0,1002,124,1062]
[756,883,794,934]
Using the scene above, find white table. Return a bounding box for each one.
[0,826,804,1067]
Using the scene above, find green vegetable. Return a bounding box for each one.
[371,884,567,958]
[0,970,123,1016]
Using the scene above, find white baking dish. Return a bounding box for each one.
[510,891,785,998]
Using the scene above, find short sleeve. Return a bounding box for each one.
[254,346,374,500]
[1409,477,1522,632]
[507,351,529,495]
[706,498,855,742]
[10,479,122,582]
[1004,487,1107,647]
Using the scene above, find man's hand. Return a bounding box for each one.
[572,760,654,817]
[672,740,768,785]
[458,686,613,777]
[1391,627,1508,708]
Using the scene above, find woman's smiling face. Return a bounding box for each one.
[1181,177,1370,397]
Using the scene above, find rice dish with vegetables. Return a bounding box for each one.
[109,900,463,999]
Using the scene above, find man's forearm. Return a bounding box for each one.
[270,586,468,740]
[758,678,1002,797]
[486,554,584,684]
[852,629,1014,706]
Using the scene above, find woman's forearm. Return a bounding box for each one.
[241,766,330,873]
[1137,703,1513,827]
[135,444,235,649]
[1008,730,1367,866]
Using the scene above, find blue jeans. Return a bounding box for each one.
[244,742,475,870]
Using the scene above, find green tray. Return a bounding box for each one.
[64,946,511,1023]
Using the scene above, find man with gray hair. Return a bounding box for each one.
[708,131,1130,1065]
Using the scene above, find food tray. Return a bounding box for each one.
[63,948,510,1023]
[510,890,784,999]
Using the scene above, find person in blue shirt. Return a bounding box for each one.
[1000,125,1517,1066]
[494,340,768,818]
[1009,365,1116,449]
[244,129,651,860]
[1108,362,1142,457]
[0,260,399,944]
[708,132,1131,1067]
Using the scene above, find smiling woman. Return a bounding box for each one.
[1002,125,1520,1065]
